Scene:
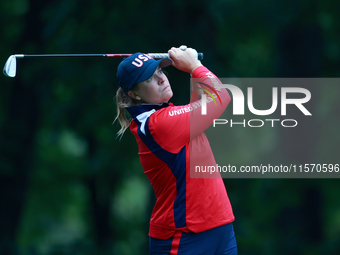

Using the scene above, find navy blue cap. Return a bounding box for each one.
[116,52,172,94]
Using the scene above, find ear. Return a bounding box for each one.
[128,91,141,100]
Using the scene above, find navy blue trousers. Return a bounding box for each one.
[149,223,237,255]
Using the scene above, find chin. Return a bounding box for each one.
[165,91,173,102]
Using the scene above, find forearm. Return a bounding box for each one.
[191,66,229,103]
[189,66,231,138]
[190,77,203,103]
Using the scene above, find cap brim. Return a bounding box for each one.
[136,58,172,84]
[159,58,172,68]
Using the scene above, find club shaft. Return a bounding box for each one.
[14,52,204,60]
[15,54,106,58]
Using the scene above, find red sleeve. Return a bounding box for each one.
[147,66,231,153]
[148,104,190,153]
[190,66,231,139]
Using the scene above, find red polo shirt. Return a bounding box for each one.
[127,66,234,239]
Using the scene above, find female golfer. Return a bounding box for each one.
[115,46,237,255]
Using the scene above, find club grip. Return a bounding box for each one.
[197,53,204,60]
[148,53,204,60]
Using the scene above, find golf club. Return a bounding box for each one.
[3,51,204,78]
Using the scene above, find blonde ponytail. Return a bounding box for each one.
[113,87,137,138]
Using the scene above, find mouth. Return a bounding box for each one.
[163,85,170,91]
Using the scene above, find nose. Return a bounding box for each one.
[157,73,165,85]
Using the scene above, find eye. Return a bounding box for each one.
[158,69,163,75]
[147,76,153,82]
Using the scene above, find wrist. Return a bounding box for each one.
[190,63,203,74]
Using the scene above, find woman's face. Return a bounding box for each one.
[132,67,173,104]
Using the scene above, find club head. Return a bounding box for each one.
[3,55,17,77]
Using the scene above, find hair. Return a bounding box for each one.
[113,87,138,139]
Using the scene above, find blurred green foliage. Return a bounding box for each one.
[0,0,340,254]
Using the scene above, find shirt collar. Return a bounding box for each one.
[127,102,171,118]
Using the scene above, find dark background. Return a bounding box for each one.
[1,0,340,254]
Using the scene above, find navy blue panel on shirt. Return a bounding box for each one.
[135,113,187,229]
